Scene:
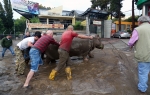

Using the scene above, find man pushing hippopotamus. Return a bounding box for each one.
[48,25,104,80]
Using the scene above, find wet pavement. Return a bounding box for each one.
[0,38,149,95]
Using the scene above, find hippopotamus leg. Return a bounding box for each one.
[82,51,90,61]
[45,56,51,64]
[88,52,94,58]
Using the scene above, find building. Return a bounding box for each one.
[12,0,85,33]
[114,21,138,32]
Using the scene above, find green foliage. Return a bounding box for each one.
[29,16,40,23]
[110,0,123,13]
[123,16,139,22]
[73,21,84,30]
[127,29,132,34]
[39,4,51,9]
[112,18,118,23]
[0,19,5,34]
[0,0,14,34]
[91,0,110,10]
[14,16,26,34]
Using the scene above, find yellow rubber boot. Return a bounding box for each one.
[65,67,72,80]
[49,69,57,80]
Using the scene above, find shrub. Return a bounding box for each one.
[73,21,84,30]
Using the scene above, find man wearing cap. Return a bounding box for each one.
[128,16,150,93]
[1,35,15,58]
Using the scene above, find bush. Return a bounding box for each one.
[73,21,84,30]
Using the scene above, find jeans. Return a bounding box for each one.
[29,48,43,72]
[2,46,15,57]
[138,62,150,92]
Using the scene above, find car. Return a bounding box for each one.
[112,30,131,39]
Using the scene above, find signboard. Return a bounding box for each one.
[28,23,64,29]
[12,0,39,15]
[93,20,101,25]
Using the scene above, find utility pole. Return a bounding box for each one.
[132,0,135,31]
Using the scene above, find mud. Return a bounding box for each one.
[0,38,150,95]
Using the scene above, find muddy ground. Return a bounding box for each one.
[0,38,150,95]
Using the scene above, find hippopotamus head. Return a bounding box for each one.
[93,35,104,49]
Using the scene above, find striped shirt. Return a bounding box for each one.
[33,35,59,53]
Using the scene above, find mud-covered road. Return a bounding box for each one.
[0,38,149,95]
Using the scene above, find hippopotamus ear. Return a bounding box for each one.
[95,34,99,37]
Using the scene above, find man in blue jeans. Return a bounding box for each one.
[23,30,59,88]
[1,35,15,58]
[128,16,150,93]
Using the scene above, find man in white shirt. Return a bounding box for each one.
[14,31,41,75]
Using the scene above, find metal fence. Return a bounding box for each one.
[0,34,24,40]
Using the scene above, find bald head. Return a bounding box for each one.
[46,30,53,37]
[67,25,74,31]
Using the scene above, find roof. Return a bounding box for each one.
[80,8,109,19]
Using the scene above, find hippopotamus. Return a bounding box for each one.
[45,34,104,63]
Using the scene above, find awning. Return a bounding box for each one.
[137,0,149,9]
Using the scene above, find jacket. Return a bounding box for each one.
[1,37,12,48]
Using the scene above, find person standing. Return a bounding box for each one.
[49,25,93,80]
[1,35,15,58]
[15,31,41,75]
[128,16,150,93]
[23,32,30,39]
[23,30,59,88]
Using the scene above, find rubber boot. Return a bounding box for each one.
[49,69,57,80]
[65,67,72,80]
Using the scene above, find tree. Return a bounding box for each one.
[39,4,51,10]
[14,16,26,35]
[123,15,139,22]
[0,18,5,34]
[110,0,123,31]
[0,0,14,34]
[29,16,40,23]
[0,2,5,34]
[91,0,110,10]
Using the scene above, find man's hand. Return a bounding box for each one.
[89,36,93,39]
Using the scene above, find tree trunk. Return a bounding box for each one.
[132,0,135,31]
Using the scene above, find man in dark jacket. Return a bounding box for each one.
[1,35,15,58]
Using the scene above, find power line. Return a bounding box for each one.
[123,8,139,13]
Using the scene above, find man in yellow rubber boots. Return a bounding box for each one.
[49,25,93,80]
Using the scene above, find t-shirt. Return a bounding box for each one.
[34,35,59,53]
[17,37,35,50]
[59,30,78,52]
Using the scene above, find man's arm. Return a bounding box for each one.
[128,29,139,48]
[77,34,93,39]
[1,38,5,47]
[51,38,60,46]
[27,41,34,47]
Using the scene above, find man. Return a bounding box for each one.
[128,16,150,93]
[49,25,93,80]
[23,32,30,39]
[23,30,59,88]
[1,35,15,58]
[15,31,41,75]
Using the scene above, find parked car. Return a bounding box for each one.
[112,30,131,39]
